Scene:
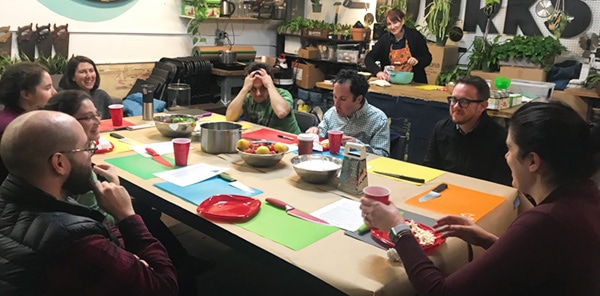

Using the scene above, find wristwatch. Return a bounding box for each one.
[388,223,412,244]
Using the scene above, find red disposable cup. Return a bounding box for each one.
[172,138,191,166]
[328,130,343,154]
[108,104,124,126]
[363,186,391,204]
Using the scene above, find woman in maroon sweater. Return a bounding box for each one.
[361,102,600,295]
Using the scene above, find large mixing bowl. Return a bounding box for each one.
[388,71,414,84]
[237,141,288,167]
[153,114,196,138]
[290,155,343,184]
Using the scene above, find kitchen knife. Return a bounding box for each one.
[109,132,137,145]
[145,147,173,168]
[373,171,425,184]
[265,198,329,225]
[418,183,448,202]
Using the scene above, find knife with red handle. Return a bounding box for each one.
[145,147,173,168]
[265,198,329,225]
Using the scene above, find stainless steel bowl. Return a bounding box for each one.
[237,141,288,167]
[291,155,343,184]
[153,114,196,138]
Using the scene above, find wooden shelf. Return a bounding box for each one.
[180,15,279,21]
[283,33,369,45]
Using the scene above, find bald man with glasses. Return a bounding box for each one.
[423,76,511,186]
[0,111,177,295]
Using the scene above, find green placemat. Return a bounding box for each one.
[236,205,338,251]
[104,154,174,180]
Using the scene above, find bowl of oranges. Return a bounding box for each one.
[236,139,288,167]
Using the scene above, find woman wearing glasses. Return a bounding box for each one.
[59,55,113,119]
[0,62,58,181]
[423,75,511,185]
[44,90,207,294]
[361,102,600,295]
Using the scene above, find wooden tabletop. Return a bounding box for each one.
[564,87,600,99]
[211,68,246,76]
[93,115,519,295]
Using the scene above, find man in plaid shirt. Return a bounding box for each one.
[0,111,177,295]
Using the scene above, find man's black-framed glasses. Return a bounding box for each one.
[59,140,98,156]
[447,96,485,108]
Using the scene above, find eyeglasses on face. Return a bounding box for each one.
[447,96,485,108]
[75,111,102,122]
[58,140,98,156]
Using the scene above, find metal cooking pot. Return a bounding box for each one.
[219,50,237,65]
[200,122,241,154]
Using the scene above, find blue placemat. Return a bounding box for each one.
[291,148,345,159]
[154,177,263,205]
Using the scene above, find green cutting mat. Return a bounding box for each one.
[236,205,338,251]
[104,154,174,180]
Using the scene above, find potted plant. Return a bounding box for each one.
[436,65,468,86]
[468,35,501,72]
[423,0,457,46]
[277,16,307,35]
[184,0,208,44]
[0,55,19,77]
[585,72,600,95]
[311,0,322,13]
[492,35,566,70]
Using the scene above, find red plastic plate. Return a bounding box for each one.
[370,220,445,253]
[197,194,261,222]
[95,141,114,154]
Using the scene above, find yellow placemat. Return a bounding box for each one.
[104,136,139,154]
[413,85,444,91]
[405,183,506,222]
[368,157,445,185]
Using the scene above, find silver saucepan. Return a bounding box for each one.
[200,122,242,154]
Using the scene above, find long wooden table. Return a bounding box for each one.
[564,87,600,121]
[93,115,519,295]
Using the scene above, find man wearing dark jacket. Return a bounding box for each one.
[0,111,177,295]
[424,76,512,186]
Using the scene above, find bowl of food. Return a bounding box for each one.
[388,71,414,85]
[153,114,196,138]
[237,140,288,167]
[290,154,343,184]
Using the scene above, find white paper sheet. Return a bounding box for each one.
[310,199,364,231]
[132,141,192,157]
[154,163,229,187]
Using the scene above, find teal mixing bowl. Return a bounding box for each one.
[388,71,414,84]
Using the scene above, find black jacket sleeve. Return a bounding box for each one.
[364,33,392,76]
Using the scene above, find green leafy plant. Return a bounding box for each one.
[277,16,309,34]
[436,65,469,86]
[467,35,501,72]
[0,55,20,76]
[585,72,600,89]
[185,0,208,44]
[491,35,566,70]
[423,0,457,46]
[36,54,68,75]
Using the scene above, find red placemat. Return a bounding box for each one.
[99,119,135,132]
[242,128,297,144]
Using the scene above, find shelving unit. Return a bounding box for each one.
[179,15,281,22]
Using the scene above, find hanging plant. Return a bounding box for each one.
[185,0,208,44]
[423,0,457,46]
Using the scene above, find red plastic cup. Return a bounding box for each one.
[363,186,391,204]
[172,138,191,166]
[328,130,343,154]
[108,104,124,126]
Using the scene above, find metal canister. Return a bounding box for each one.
[142,84,154,121]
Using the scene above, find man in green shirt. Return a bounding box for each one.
[226,62,301,134]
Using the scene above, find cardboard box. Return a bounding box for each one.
[298,46,321,60]
[295,62,324,89]
[500,66,547,82]
[425,68,441,85]
[427,43,459,72]
[470,70,502,88]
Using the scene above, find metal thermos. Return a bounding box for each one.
[142,84,154,121]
